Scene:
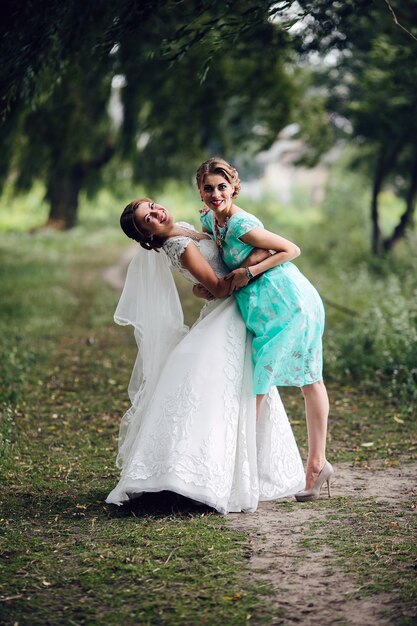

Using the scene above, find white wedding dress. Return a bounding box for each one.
[106,224,305,514]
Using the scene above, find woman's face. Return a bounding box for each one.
[200,173,235,214]
[134,200,173,237]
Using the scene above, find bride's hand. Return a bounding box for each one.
[193,283,216,300]
[225,268,250,292]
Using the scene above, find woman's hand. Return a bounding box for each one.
[193,283,216,300]
[226,247,271,290]
[225,267,250,291]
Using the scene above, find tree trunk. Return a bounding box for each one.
[371,163,384,256]
[45,141,114,229]
[46,165,84,230]
[371,144,402,256]
[383,150,417,252]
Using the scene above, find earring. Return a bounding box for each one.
[150,235,154,241]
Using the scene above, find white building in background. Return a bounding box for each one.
[241,125,340,205]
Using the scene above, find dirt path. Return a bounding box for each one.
[227,462,417,625]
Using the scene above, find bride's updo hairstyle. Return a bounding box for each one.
[120,198,165,251]
[196,157,241,199]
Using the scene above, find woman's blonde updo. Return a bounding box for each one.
[196,157,241,199]
[120,198,164,252]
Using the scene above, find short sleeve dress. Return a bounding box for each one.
[200,209,325,394]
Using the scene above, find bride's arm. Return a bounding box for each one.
[180,242,231,298]
[226,228,300,291]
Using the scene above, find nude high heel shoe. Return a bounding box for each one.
[295,461,334,502]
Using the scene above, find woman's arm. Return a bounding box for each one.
[243,227,300,274]
[180,242,231,298]
[192,248,271,300]
[227,227,300,291]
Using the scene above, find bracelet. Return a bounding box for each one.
[245,266,254,281]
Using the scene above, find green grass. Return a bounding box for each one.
[1,496,268,625]
[280,386,417,466]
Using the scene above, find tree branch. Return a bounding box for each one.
[80,139,115,175]
[384,0,417,42]
[321,296,363,318]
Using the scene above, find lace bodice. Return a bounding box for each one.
[162,222,229,283]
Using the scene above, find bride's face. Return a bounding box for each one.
[200,173,235,215]
[134,200,173,237]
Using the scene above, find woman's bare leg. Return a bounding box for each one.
[256,394,266,420]
[301,380,329,490]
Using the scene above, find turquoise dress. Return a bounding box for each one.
[200,209,325,394]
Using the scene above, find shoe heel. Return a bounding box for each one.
[326,477,331,498]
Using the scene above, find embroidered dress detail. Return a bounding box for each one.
[162,222,229,283]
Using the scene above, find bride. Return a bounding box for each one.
[105,198,305,514]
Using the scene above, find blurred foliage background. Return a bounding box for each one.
[1,0,416,416]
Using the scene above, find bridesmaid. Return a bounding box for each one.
[196,157,333,501]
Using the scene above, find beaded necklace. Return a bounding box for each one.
[213,215,230,251]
